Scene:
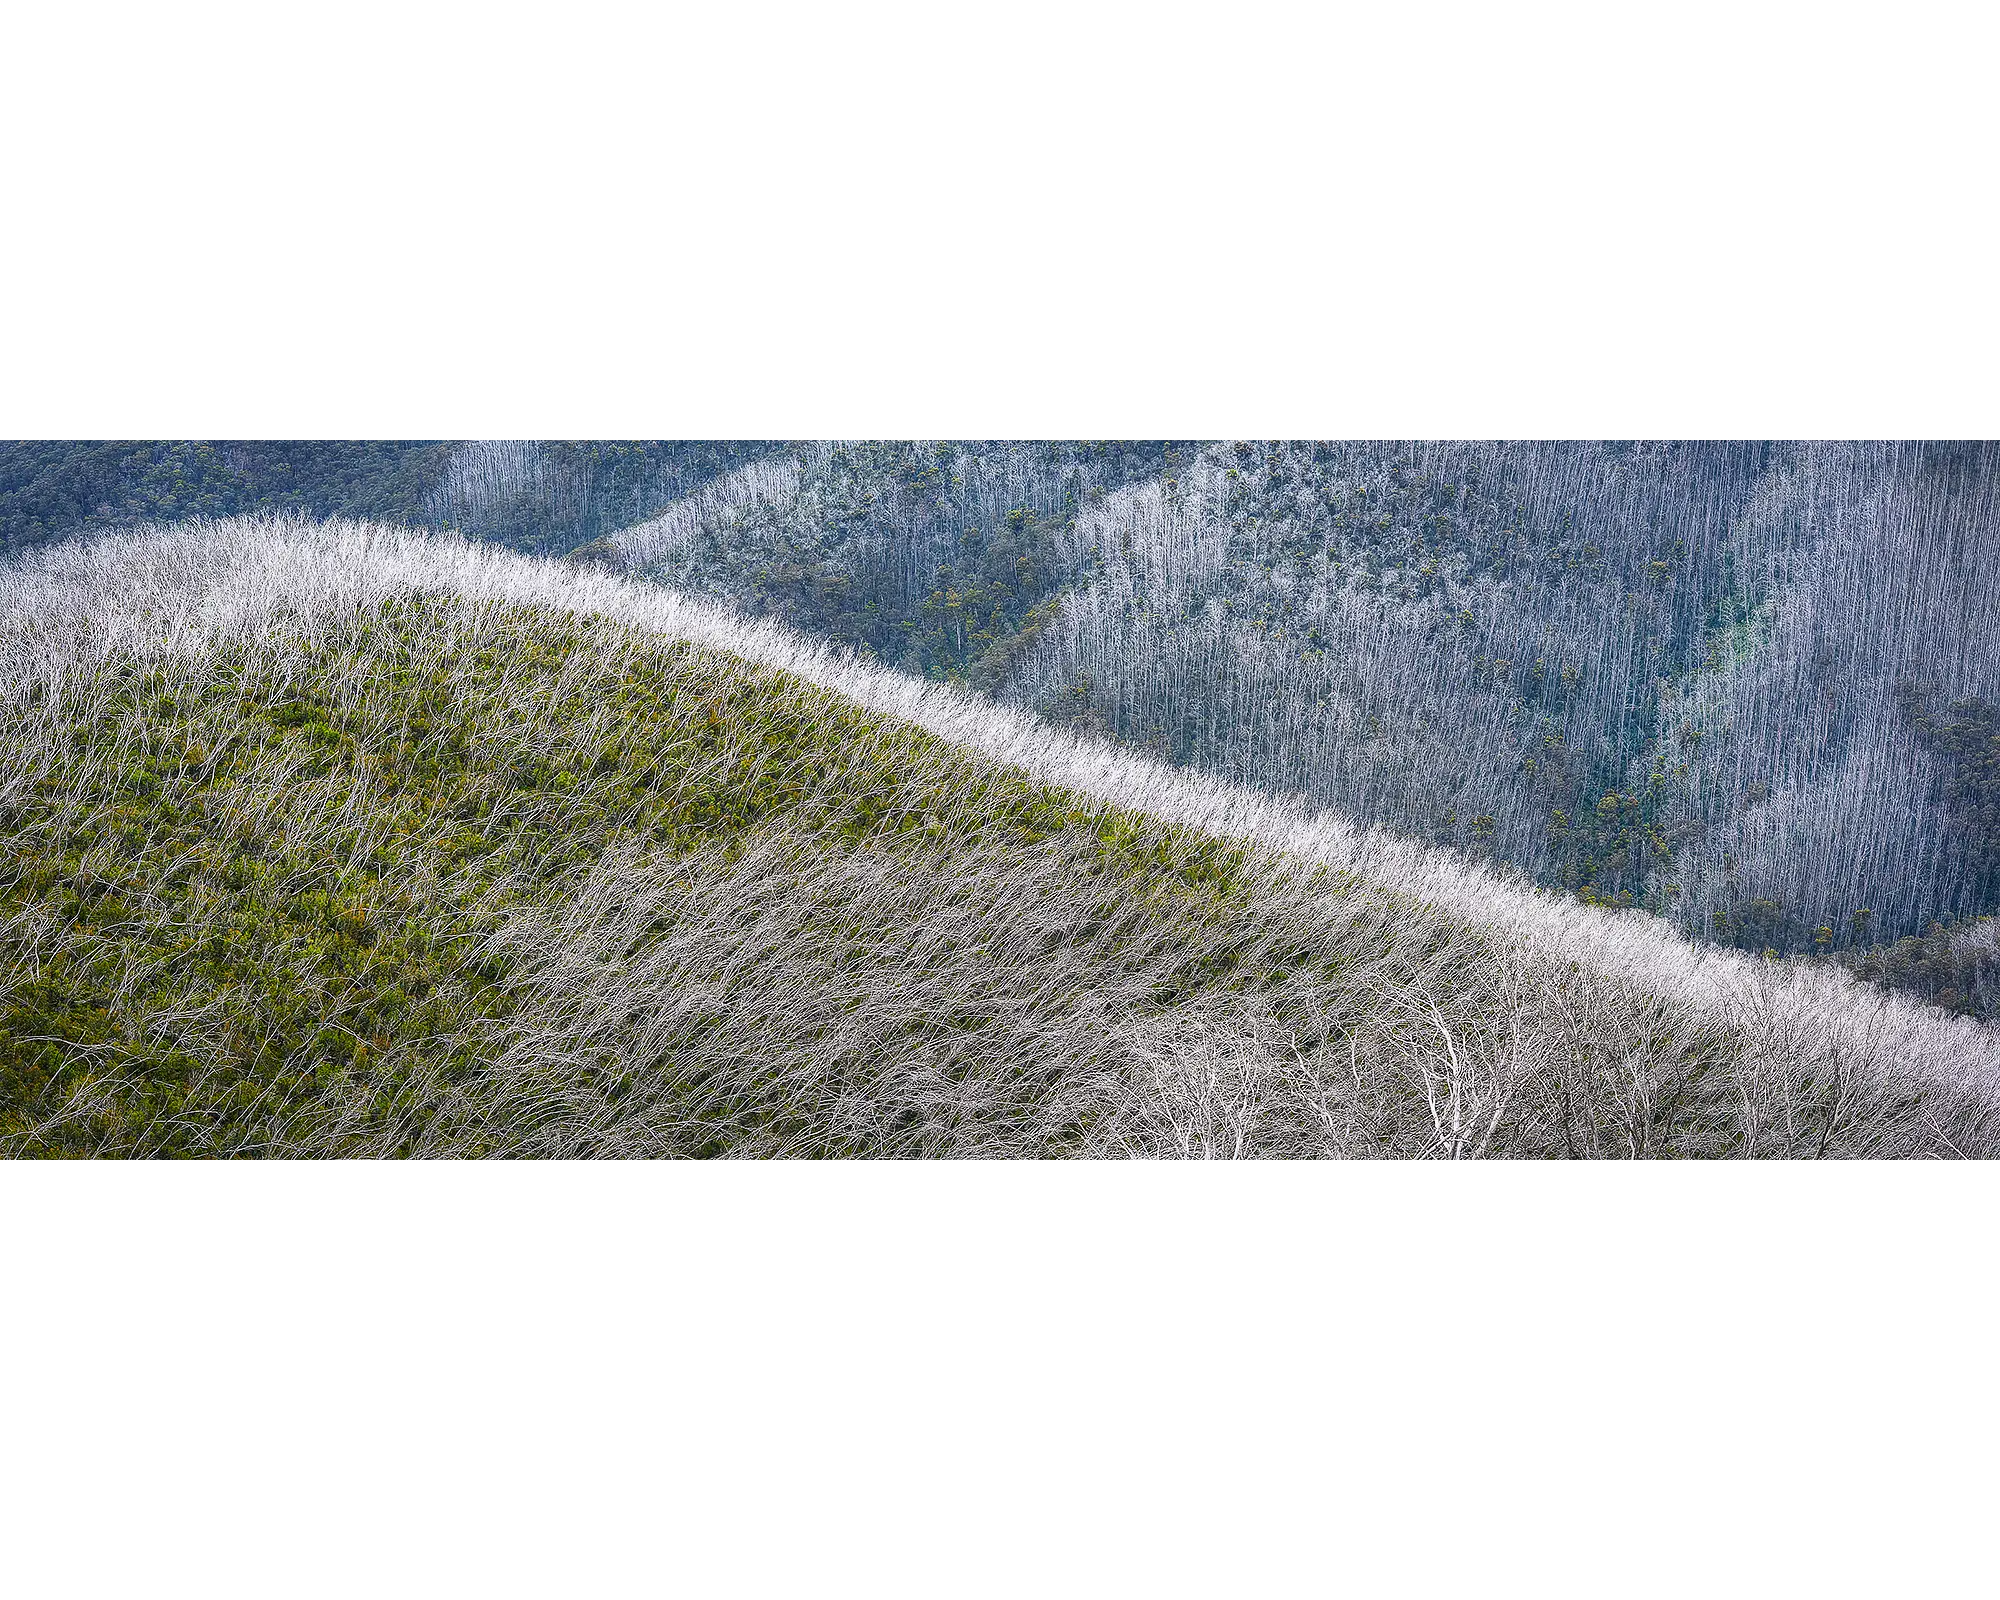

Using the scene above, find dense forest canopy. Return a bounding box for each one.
[8,438,1998,1008]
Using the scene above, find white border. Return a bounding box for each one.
[4,1163,1996,1598]
[4,3,1997,1593]
[2,4,1995,437]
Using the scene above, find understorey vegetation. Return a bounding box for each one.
[3,518,1998,1158]
[1839,918,2000,1023]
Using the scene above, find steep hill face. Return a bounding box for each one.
[3,518,1996,1158]
[604,440,1182,674]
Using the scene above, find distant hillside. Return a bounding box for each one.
[3,517,1996,1158]
[0,441,454,553]
[0,440,772,558]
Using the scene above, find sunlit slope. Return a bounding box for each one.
[3,518,1996,1158]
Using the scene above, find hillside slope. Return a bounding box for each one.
[4,517,1997,1157]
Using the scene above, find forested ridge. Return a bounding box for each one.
[11,439,2000,1015]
